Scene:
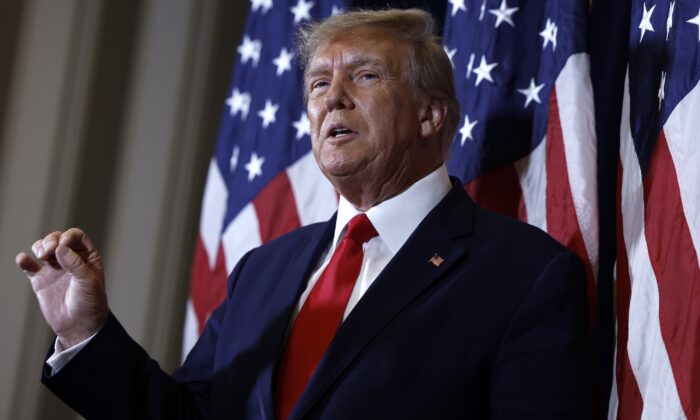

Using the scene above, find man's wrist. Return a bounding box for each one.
[57,316,108,348]
[47,329,101,376]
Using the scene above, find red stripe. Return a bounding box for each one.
[545,88,596,322]
[615,159,644,419]
[189,236,228,334]
[464,163,527,222]
[254,171,302,243]
[643,131,700,418]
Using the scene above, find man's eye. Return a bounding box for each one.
[358,73,378,80]
[312,81,329,90]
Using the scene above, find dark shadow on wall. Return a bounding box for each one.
[0,0,25,163]
[66,0,144,253]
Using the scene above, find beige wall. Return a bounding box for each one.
[0,1,246,419]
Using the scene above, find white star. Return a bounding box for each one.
[250,0,273,14]
[539,18,558,51]
[639,3,656,43]
[225,88,251,120]
[290,0,314,24]
[244,152,265,181]
[292,112,310,140]
[230,146,240,172]
[257,100,279,128]
[489,0,519,28]
[479,0,486,21]
[658,71,666,109]
[688,8,700,41]
[466,53,475,79]
[666,1,675,40]
[448,0,467,17]
[331,5,343,16]
[472,55,498,86]
[273,47,294,76]
[459,114,478,146]
[444,46,457,68]
[238,35,262,67]
[517,78,545,108]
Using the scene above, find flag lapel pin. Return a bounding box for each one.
[428,254,445,267]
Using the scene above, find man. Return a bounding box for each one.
[16,9,591,419]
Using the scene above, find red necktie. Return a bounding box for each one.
[275,213,378,419]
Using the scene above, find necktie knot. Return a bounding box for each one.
[345,213,378,245]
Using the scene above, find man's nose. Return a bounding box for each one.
[324,80,353,111]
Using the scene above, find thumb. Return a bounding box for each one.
[55,244,92,278]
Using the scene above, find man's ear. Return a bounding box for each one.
[419,98,448,139]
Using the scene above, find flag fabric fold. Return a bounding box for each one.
[611,1,700,418]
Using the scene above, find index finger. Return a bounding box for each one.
[15,252,42,273]
[58,228,97,255]
[33,231,61,261]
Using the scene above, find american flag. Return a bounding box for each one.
[182,0,347,355]
[611,0,700,418]
[183,0,599,364]
[442,0,598,318]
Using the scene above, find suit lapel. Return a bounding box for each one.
[291,183,475,419]
[256,215,336,420]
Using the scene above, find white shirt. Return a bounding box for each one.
[46,164,452,375]
[294,164,452,323]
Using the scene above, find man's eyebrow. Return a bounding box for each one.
[306,56,389,79]
[345,57,388,71]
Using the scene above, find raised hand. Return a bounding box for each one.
[16,228,109,348]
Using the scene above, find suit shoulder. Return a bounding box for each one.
[472,204,575,261]
[224,220,331,294]
[464,204,587,317]
[248,220,330,256]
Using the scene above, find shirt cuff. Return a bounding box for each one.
[45,332,99,376]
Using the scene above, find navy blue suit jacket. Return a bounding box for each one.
[43,181,592,419]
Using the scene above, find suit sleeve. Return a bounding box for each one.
[490,250,592,419]
[41,250,254,420]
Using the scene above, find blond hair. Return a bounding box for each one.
[297,8,460,157]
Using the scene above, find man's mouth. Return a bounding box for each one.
[331,128,353,137]
[327,124,357,139]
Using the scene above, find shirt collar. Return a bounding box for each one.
[334,164,452,254]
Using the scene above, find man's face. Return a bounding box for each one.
[306,26,429,202]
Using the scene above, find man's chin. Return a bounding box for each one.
[319,162,361,180]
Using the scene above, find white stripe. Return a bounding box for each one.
[608,286,620,420]
[199,159,228,268]
[286,151,338,226]
[555,53,599,276]
[608,330,619,420]
[514,135,548,232]
[661,79,700,267]
[181,299,199,361]
[619,71,686,419]
[221,203,262,275]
